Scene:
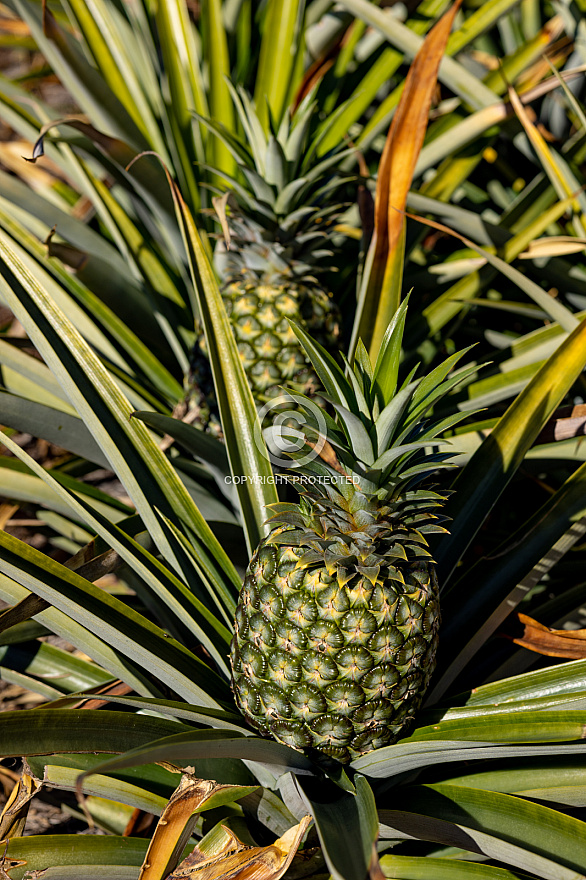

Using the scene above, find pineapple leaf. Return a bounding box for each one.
[69,692,248,734]
[161,160,279,553]
[288,321,356,409]
[371,441,443,475]
[434,458,586,701]
[330,403,375,466]
[294,774,379,880]
[341,355,371,417]
[228,83,268,173]
[0,529,228,705]
[79,729,316,782]
[410,347,475,412]
[253,0,306,130]
[192,112,254,165]
[0,428,235,657]
[353,340,374,382]
[265,136,289,190]
[436,316,586,585]
[0,226,240,594]
[374,381,420,454]
[371,296,410,405]
[201,0,235,176]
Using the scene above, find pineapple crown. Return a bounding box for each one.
[263,299,478,565]
[197,84,354,274]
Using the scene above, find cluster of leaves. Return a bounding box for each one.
[0,0,586,878]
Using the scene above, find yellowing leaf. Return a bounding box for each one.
[170,814,313,880]
[353,0,462,358]
[508,86,586,233]
[139,775,259,880]
[519,236,586,259]
[0,772,41,841]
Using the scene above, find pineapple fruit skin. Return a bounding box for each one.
[222,273,340,402]
[230,530,440,764]
[186,272,341,430]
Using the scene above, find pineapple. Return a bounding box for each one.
[187,90,349,429]
[230,302,476,763]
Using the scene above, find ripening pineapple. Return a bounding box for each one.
[187,89,349,430]
[230,302,476,763]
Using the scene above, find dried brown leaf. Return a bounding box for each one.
[0,595,49,634]
[0,773,42,841]
[139,775,260,880]
[506,612,586,659]
[355,0,462,356]
[171,815,312,880]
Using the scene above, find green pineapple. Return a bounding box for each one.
[230,302,476,762]
[187,90,349,430]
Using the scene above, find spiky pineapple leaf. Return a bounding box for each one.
[294,775,379,880]
[399,783,586,876]
[0,458,131,522]
[0,529,228,705]
[378,803,581,879]
[201,0,235,176]
[55,693,247,733]
[37,763,170,819]
[0,226,240,598]
[434,458,586,698]
[353,740,586,780]
[253,0,305,130]
[289,321,355,409]
[161,162,278,553]
[435,315,586,584]
[0,575,161,697]
[337,0,499,111]
[0,710,193,758]
[1,835,150,880]
[78,731,316,783]
[0,429,235,654]
[410,209,580,336]
[369,296,411,404]
[379,855,532,879]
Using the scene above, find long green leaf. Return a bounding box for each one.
[354,741,586,780]
[0,392,107,466]
[294,775,379,880]
[201,0,235,174]
[0,224,240,597]
[401,783,586,876]
[161,163,278,553]
[433,460,586,695]
[3,835,150,880]
[55,693,247,734]
[0,573,161,696]
[63,0,164,151]
[254,0,305,129]
[379,855,533,879]
[378,804,581,880]
[0,529,228,705]
[13,0,146,149]
[79,729,315,782]
[0,429,235,658]
[336,0,500,111]
[0,640,112,694]
[465,657,586,706]
[0,709,191,757]
[435,315,586,583]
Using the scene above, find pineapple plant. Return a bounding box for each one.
[186,91,347,430]
[230,301,475,762]
[3,1,586,877]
